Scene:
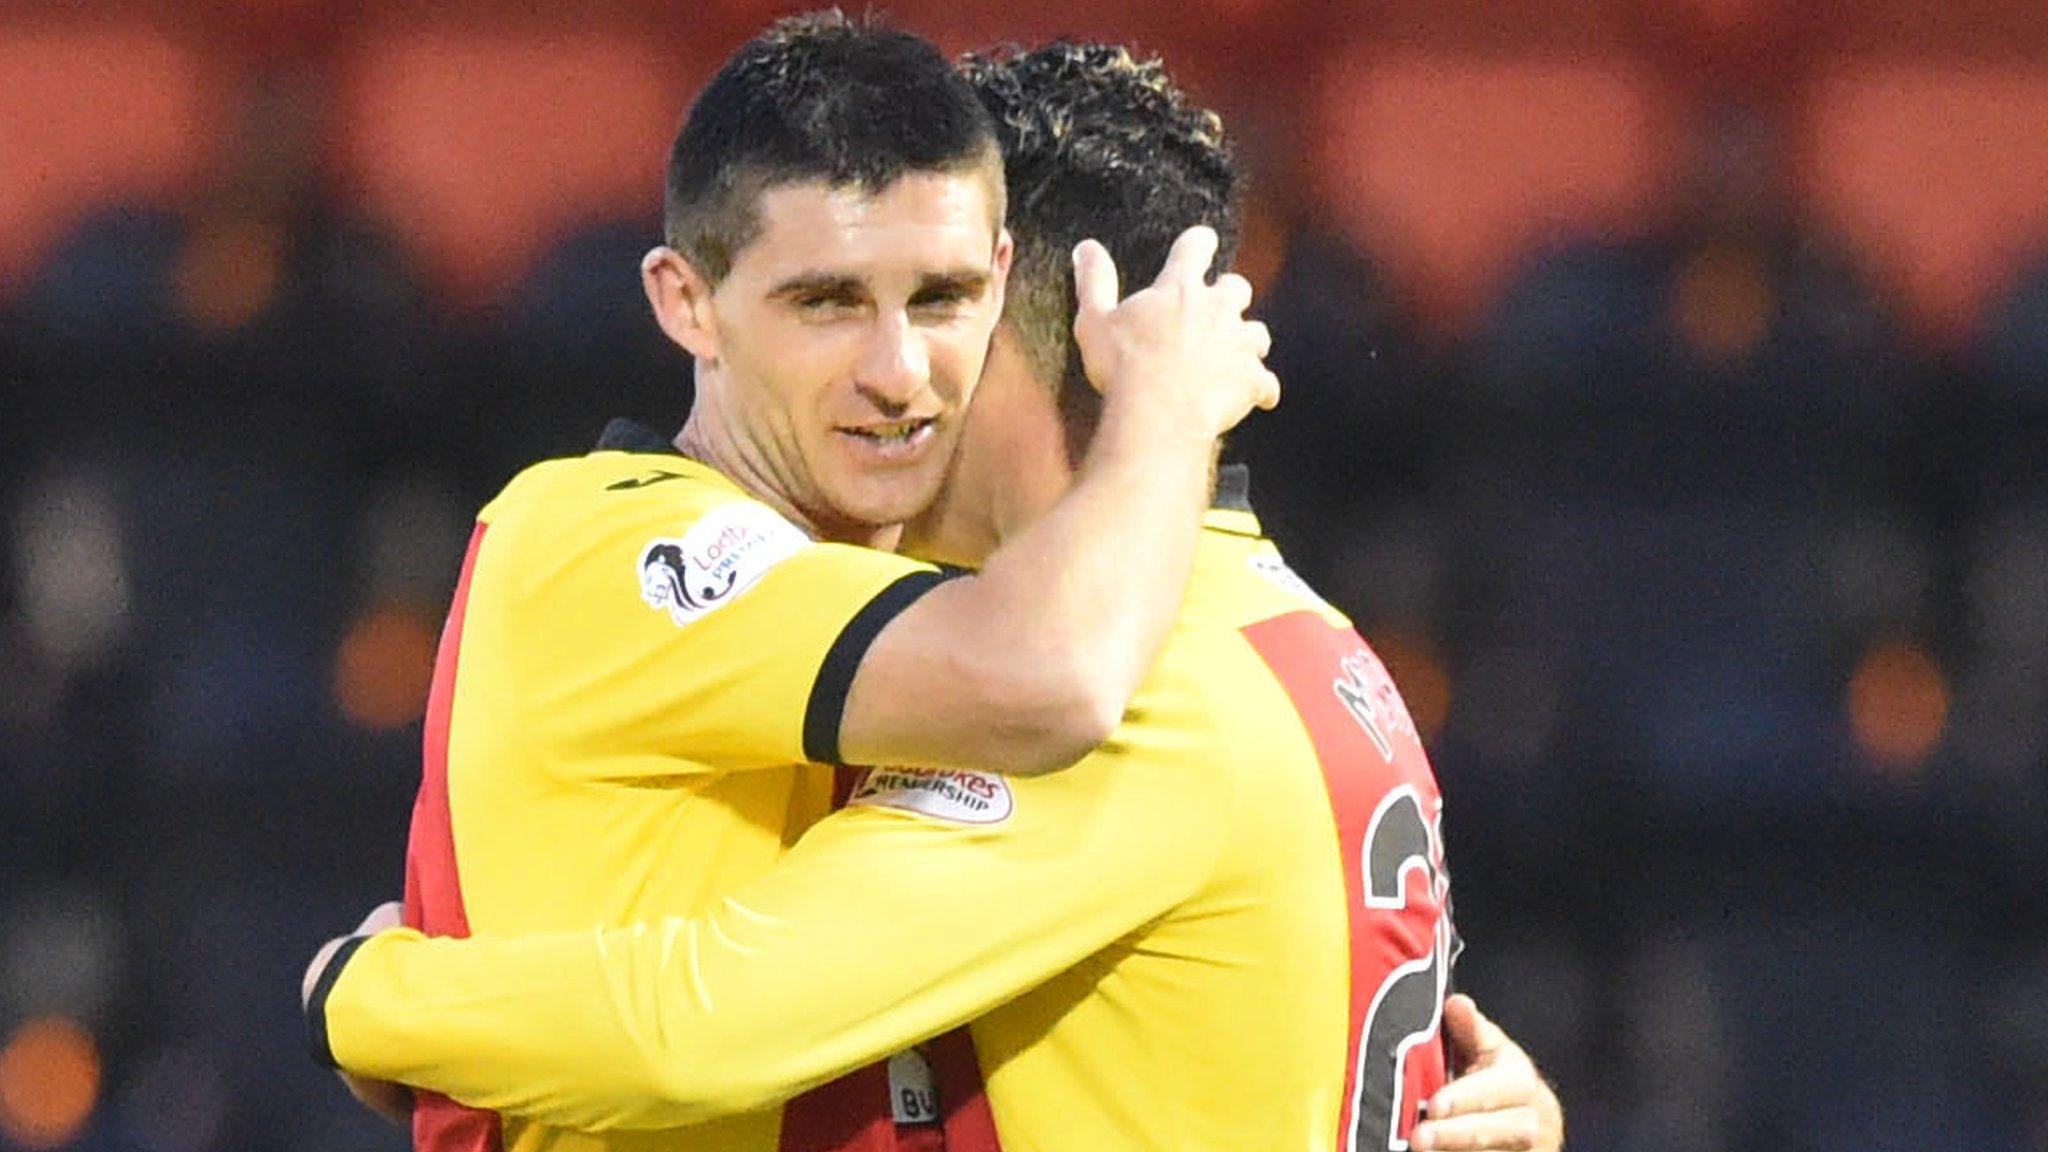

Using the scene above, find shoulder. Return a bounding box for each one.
[1185,528,1352,635]
[477,453,816,616]
[483,452,756,529]
[1142,549,1366,764]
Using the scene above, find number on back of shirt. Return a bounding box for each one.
[1349,787,1452,1152]
[1239,611,1455,1152]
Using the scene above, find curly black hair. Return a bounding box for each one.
[664,10,1003,283]
[962,42,1242,458]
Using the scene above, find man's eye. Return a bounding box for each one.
[911,292,972,316]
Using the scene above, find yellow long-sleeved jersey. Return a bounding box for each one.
[382,422,969,1152]
[320,492,1457,1152]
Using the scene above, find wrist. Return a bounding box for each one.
[1092,380,1219,462]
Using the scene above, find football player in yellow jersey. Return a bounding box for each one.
[303,14,1278,1152]
[307,41,1562,1152]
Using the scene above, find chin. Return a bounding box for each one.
[826,470,949,536]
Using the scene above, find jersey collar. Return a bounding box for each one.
[1213,463,1252,512]
[1204,463,1263,538]
[595,418,680,455]
[597,419,1267,537]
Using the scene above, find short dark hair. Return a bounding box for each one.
[664,10,1004,283]
[963,43,1242,458]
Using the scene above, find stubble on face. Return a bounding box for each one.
[683,169,1010,548]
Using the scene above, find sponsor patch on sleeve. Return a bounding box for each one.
[847,767,1015,826]
[638,500,809,626]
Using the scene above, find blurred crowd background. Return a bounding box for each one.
[3,0,2046,1148]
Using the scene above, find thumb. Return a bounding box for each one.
[357,901,405,935]
[1072,239,1120,319]
[1442,993,1507,1070]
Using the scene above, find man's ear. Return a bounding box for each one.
[642,246,720,362]
[989,226,1015,320]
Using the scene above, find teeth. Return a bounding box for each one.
[853,420,926,443]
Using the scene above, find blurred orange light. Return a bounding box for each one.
[333,603,439,730]
[0,1017,100,1149]
[174,216,286,332]
[1234,190,1290,298]
[1371,630,1452,747]
[1671,244,1775,362]
[1846,639,1950,774]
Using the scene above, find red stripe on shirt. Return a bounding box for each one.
[778,1063,898,1152]
[1242,610,1448,1152]
[775,784,1001,1151]
[930,1027,1001,1152]
[402,520,503,1152]
[776,767,899,1152]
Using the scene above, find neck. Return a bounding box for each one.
[899,480,1001,568]
[900,335,1081,565]
[674,406,903,551]
[901,441,1072,569]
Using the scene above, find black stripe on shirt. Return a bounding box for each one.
[803,569,953,765]
[306,934,371,1070]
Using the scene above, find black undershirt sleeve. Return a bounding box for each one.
[305,935,371,1070]
[801,568,957,765]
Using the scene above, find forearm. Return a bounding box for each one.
[972,387,1215,724]
[321,925,719,1130]
[317,763,1222,1131]
[324,881,1149,1130]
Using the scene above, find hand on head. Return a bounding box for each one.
[1071,225,1278,442]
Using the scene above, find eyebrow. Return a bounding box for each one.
[765,267,991,302]
[767,272,866,302]
[910,269,991,298]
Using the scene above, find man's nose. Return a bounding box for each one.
[854,311,929,410]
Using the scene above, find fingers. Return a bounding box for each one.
[1428,1056,1541,1121]
[1156,225,1221,285]
[1431,997,1563,1152]
[1067,223,1272,429]
[1245,319,1273,361]
[1072,239,1121,319]
[1240,315,1277,412]
[357,901,405,935]
[1252,366,1281,411]
[1212,272,1255,317]
[1410,1107,1543,1152]
[302,934,350,1009]
[304,902,403,1010]
[340,1070,415,1128]
[1443,993,1509,1069]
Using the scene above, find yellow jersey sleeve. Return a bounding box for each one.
[314,713,1232,1130]
[485,458,946,773]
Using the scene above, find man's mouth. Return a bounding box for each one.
[840,418,937,450]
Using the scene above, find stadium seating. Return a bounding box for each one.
[1797,58,2048,344]
[0,22,218,301]
[327,26,701,307]
[1305,44,1681,335]
[851,0,1310,113]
